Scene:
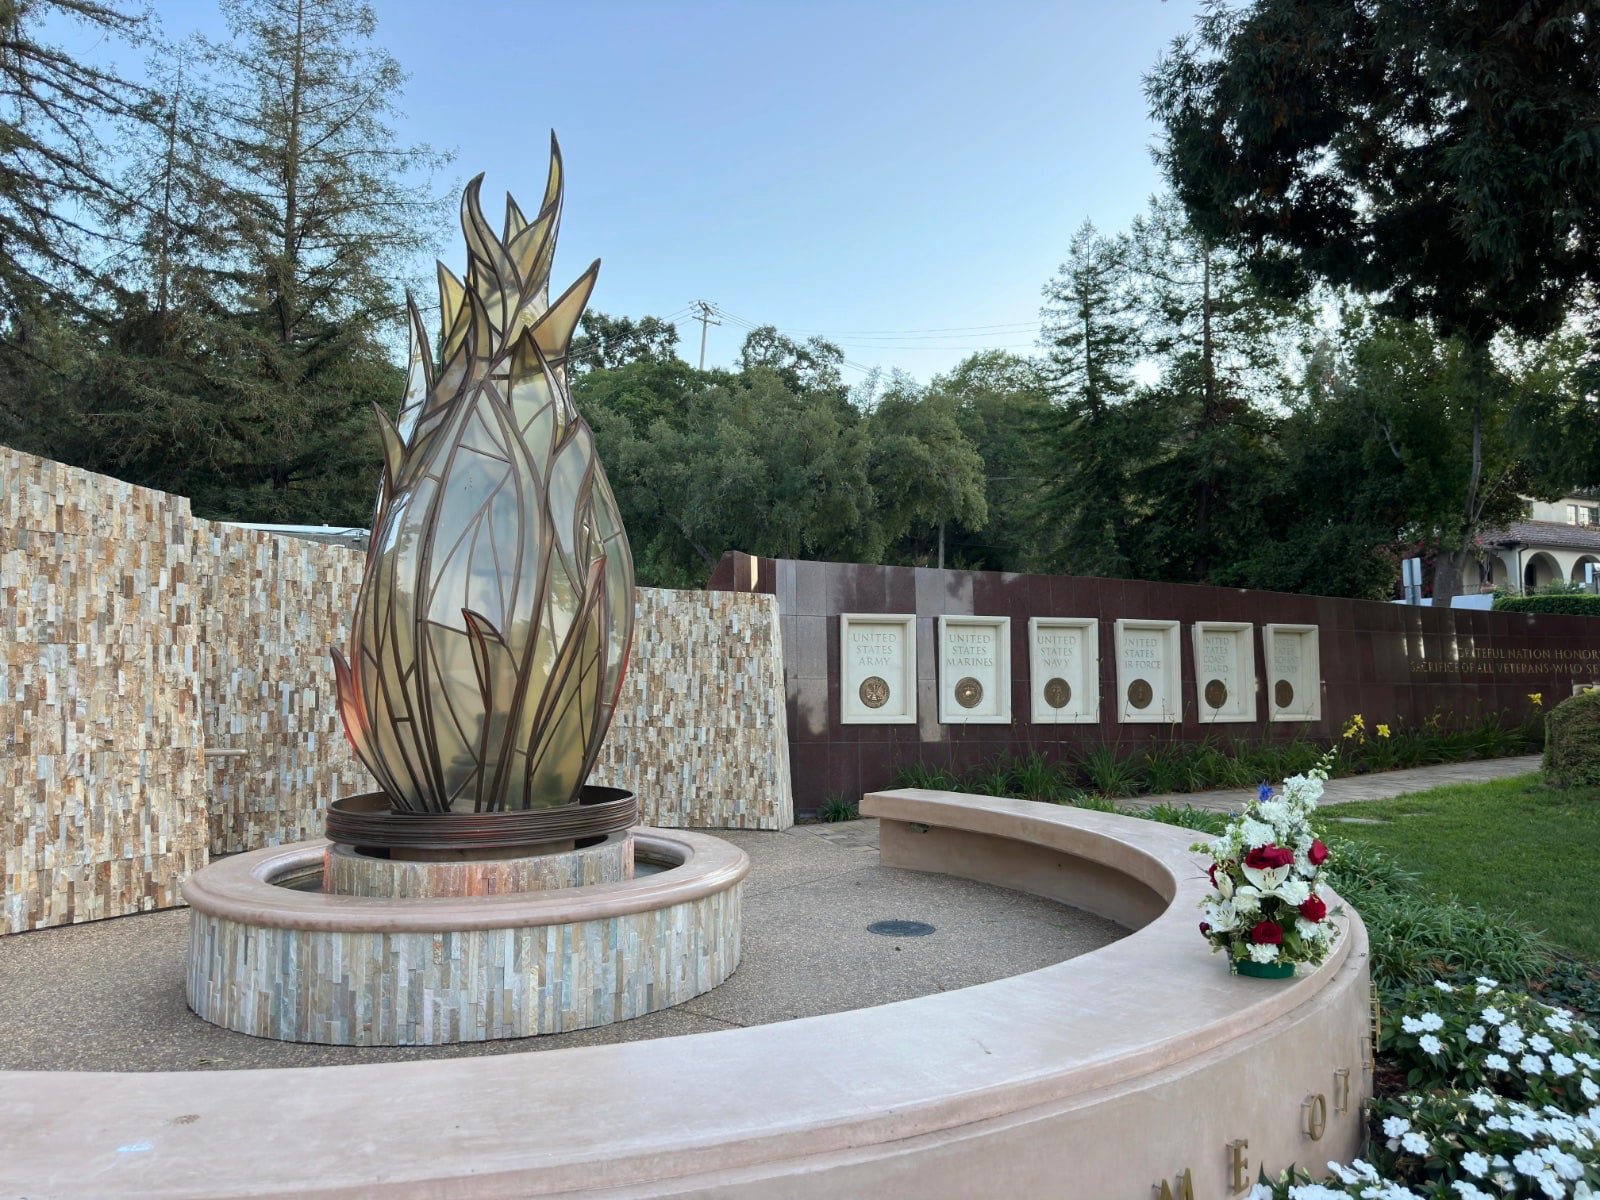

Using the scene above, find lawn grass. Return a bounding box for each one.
[1323,772,1600,961]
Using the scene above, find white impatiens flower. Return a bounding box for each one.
[1460,1151,1490,1178]
[1538,1172,1564,1200]
[1465,1024,1486,1044]
[1575,1052,1599,1070]
[1521,1053,1546,1076]
[1400,1130,1429,1155]
[1418,1033,1443,1056]
[1402,1015,1426,1034]
[1435,980,1456,993]
[1418,1012,1444,1032]
[1382,1116,1412,1138]
[1550,1053,1577,1078]
[1482,1006,1506,1025]
[1514,1150,1546,1178]
[1546,1009,1574,1033]
[1451,1183,1491,1200]
[1581,1076,1599,1102]
[1529,1033,1554,1054]
[1468,1091,1498,1114]
[1484,1054,1511,1072]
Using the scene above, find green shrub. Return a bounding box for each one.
[1544,688,1600,787]
[1077,745,1140,797]
[1493,592,1600,616]
[892,762,958,791]
[816,794,858,822]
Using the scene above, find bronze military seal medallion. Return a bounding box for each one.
[859,676,891,709]
[954,676,983,708]
[1274,679,1295,709]
[1043,677,1071,709]
[1127,679,1153,710]
[1204,679,1228,709]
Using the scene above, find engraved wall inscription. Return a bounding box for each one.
[1193,622,1256,723]
[1265,624,1321,722]
[1115,620,1180,724]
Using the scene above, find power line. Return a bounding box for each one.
[688,299,721,370]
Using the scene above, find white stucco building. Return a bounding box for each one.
[1468,493,1600,593]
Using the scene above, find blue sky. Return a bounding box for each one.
[110,1,1203,380]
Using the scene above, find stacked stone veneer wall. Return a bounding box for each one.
[2,447,792,934]
[1,448,209,933]
[195,520,372,857]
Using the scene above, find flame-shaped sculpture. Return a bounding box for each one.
[332,136,634,814]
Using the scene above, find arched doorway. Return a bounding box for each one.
[1573,555,1600,590]
[1525,552,1561,592]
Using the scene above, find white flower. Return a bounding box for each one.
[1521,1053,1546,1076]
[1477,976,1499,988]
[1530,1033,1554,1054]
[1575,1052,1599,1070]
[1402,1015,1426,1034]
[1272,877,1312,907]
[1482,1006,1506,1025]
[1247,942,1280,963]
[1419,1033,1443,1056]
[1547,1010,1574,1034]
[1485,1054,1512,1072]
[1468,1091,1498,1113]
[1460,1151,1490,1178]
[1382,1116,1412,1138]
[1582,1076,1599,1102]
[1550,1053,1576,1078]
[1215,872,1234,899]
[1435,980,1455,993]
[1465,1024,1486,1044]
[1246,1184,1274,1200]
[1515,1150,1546,1178]
[1452,1183,1491,1200]
[1419,1012,1444,1031]
[1485,1114,1511,1131]
[1400,1130,1428,1154]
[1545,1149,1585,1182]
[1538,1172,1564,1200]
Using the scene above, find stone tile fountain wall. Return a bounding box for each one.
[1,448,792,934]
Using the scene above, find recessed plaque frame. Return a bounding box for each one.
[1263,623,1322,723]
[1113,619,1182,724]
[1027,617,1099,724]
[839,613,918,725]
[1192,621,1257,723]
[937,615,1011,724]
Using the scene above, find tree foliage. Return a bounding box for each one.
[1147,0,1600,598]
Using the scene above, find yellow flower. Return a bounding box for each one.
[1528,692,1543,708]
[1376,724,1391,738]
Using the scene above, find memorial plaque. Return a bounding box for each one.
[1114,619,1180,723]
[1264,623,1321,722]
[1028,618,1099,723]
[840,614,917,724]
[1192,621,1256,723]
[938,616,1010,724]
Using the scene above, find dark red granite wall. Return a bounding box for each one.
[707,552,1600,813]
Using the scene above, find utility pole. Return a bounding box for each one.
[689,300,721,370]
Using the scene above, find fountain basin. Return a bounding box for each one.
[183,828,747,1046]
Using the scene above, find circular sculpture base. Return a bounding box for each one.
[324,833,634,899]
[183,829,746,1046]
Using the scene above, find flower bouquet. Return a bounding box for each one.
[1192,754,1341,979]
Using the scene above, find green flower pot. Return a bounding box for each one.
[1234,958,1295,980]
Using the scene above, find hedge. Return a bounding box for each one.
[1544,687,1600,788]
[1491,592,1600,616]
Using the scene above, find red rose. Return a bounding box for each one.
[1208,863,1219,886]
[1244,845,1295,871]
[1199,922,1212,936]
[1249,919,1284,945]
[1299,894,1327,923]
[1307,840,1329,867]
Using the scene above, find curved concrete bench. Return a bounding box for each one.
[0,792,1370,1200]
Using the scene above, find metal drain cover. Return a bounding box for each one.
[867,920,935,937]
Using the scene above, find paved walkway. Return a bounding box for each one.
[1121,754,1543,815]
[0,823,1118,1072]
